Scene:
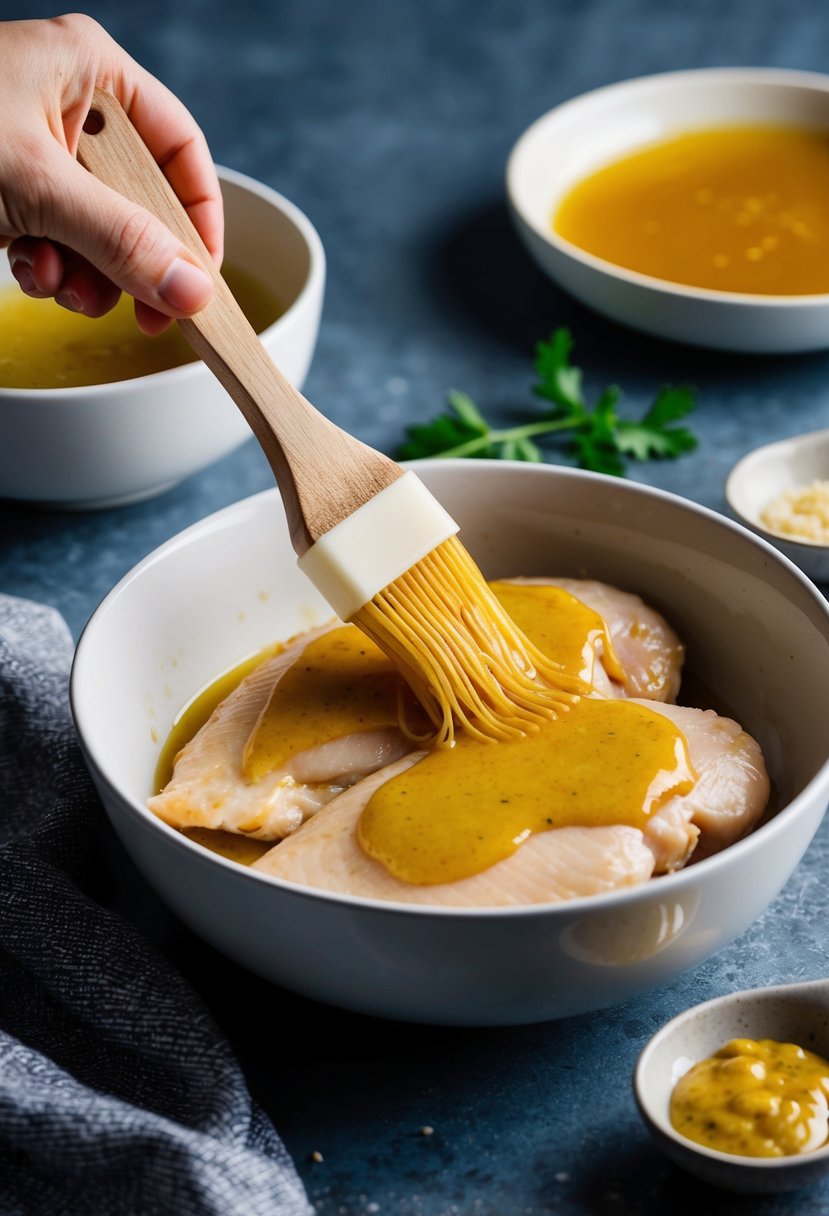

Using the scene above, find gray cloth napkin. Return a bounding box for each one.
[0,594,313,1216]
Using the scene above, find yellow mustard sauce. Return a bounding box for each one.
[488,581,627,687]
[553,125,829,295]
[670,1038,829,1157]
[243,581,624,778]
[154,583,695,880]
[358,697,692,884]
[243,628,413,781]
[154,645,286,866]
[0,262,281,388]
[183,826,273,866]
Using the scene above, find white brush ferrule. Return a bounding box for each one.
[297,471,459,620]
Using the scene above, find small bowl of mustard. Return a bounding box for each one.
[634,980,829,1192]
[506,67,829,353]
[725,428,829,583]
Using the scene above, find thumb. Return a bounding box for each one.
[41,146,213,317]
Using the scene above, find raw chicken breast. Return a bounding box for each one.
[148,625,411,840]
[150,579,686,843]
[251,702,769,906]
[640,701,770,859]
[508,578,684,702]
[252,755,656,905]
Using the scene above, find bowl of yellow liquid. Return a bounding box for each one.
[506,68,829,352]
[0,165,325,508]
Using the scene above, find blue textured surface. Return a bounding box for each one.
[3,1,829,1212]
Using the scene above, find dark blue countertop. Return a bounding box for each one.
[3,1,829,1212]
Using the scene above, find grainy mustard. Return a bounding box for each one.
[671,1038,829,1157]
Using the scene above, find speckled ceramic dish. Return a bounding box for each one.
[71,460,829,1025]
[635,980,829,1192]
[507,67,829,352]
[726,428,829,584]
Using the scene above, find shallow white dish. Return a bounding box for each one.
[635,980,829,1192]
[726,428,829,583]
[71,460,829,1025]
[0,166,325,509]
[506,67,829,353]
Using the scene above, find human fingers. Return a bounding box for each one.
[8,237,122,316]
[133,299,174,336]
[7,237,61,298]
[30,144,214,319]
[0,15,224,266]
[8,235,173,334]
[111,72,224,268]
[0,15,222,327]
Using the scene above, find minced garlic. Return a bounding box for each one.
[760,480,829,544]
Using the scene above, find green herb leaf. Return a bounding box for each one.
[500,435,544,463]
[533,329,585,415]
[398,391,494,460]
[613,385,699,462]
[571,432,626,477]
[446,389,490,434]
[395,329,699,478]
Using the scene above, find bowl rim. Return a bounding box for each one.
[633,980,829,1175]
[725,427,829,551]
[506,65,829,310]
[71,463,829,920]
[0,163,326,400]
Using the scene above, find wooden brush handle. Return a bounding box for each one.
[77,89,400,553]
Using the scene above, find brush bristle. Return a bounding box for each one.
[350,536,585,746]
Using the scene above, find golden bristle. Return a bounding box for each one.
[351,535,586,746]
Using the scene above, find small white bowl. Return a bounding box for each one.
[635,980,829,1193]
[0,166,324,509]
[70,461,829,1025]
[725,428,829,583]
[506,67,829,353]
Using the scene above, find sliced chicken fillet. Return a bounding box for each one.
[252,755,656,905]
[149,576,683,842]
[149,585,760,876]
[507,577,684,701]
[148,624,411,840]
[639,701,770,858]
[252,702,768,905]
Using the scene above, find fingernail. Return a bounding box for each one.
[11,263,36,294]
[56,290,83,313]
[158,258,213,312]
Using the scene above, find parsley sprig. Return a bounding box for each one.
[398,329,698,477]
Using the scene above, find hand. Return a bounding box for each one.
[0,14,223,334]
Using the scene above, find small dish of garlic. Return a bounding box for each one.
[726,428,829,582]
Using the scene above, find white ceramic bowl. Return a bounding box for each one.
[726,428,829,583]
[71,461,829,1025]
[0,166,324,508]
[507,68,829,353]
[635,980,829,1192]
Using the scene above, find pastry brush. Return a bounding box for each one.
[78,90,582,744]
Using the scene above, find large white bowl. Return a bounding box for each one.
[507,68,829,353]
[0,166,325,508]
[71,461,829,1025]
